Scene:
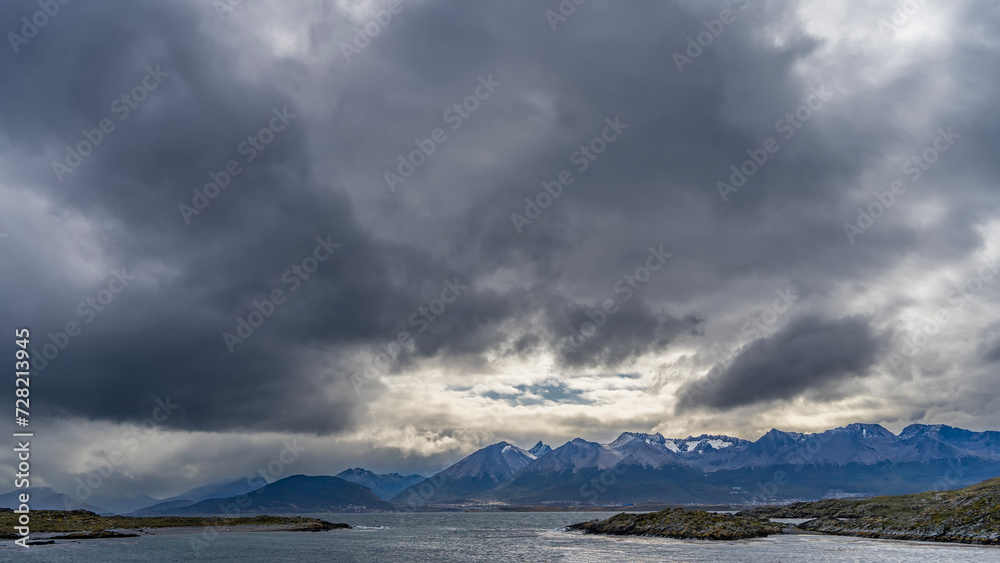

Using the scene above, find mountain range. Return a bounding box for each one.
[334,468,424,501]
[166,475,394,514]
[401,423,1000,506]
[4,423,999,514]
[392,441,537,504]
[131,477,267,515]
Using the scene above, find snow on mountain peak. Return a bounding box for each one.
[528,441,552,457]
[610,432,666,449]
[705,439,733,449]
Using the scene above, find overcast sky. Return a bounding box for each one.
[2,0,1000,499]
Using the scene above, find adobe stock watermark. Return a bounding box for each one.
[189,438,306,556]
[544,0,588,31]
[63,397,182,510]
[561,245,671,352]
[716,84,834,202]
[511,116,629,234]
[665,287,797,400]
[877,0,931,38]
[212,0,248,20]
[843,127,959,244]
[340,0,405,63]
[579,459,628,504]
[756,432,833,499]
[7,0,72,54]
[178,106,297,224]
[672,0,750,73]
[51,64,170,182]
[223,236,340,353]
[29,269,138,373]
[932,458,966,491]
[384,74,501,193]
[553,459,631,530]
[396,473,447,509]
[0,151,11,180]
[885,255,997,371]
[350,278,468,393]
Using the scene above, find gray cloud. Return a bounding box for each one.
[1,0,1000,492]
[677,315,886,411]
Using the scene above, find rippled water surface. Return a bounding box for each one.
[4,512,999,562]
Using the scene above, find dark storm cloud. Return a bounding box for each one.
[0,0,721,432]
[0,0,413,432]
[676,315,885,411]
[553,298,702,368]
[1,0,999,441]
[983,339,1000,364]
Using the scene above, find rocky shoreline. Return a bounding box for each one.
[739,476,1000,545]
[568,508,784,540]
[795,517,999,544]
[573,476,1000,544]
[0,510,351,542]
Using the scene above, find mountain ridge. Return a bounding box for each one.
[391,441,536,504]
[146,475,393,515]
[334,468,424,501]
[14,422,1000,514]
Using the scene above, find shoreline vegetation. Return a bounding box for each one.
[573,476,1000,545]
[0,510,350,542]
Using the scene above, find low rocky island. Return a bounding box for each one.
[568,508,784,540]
[739,476,1000,545]
[0,509,350,541]
[571,476,1000,544]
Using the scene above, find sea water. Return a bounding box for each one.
[3,512,999,562]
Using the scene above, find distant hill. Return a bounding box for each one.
[334,468,423,501]
[0,486,163,515]
[0,487,107,514]
[168,475,393,514]
[131,499,195,516]
[132,477,268,515]
[164,478,265,503]
[393,442,536,504]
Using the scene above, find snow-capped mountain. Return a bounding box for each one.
[898,424,1000,460]
[517,438,623,474]
[606,433,685,468]
[711,424,903,469]
[391,423,1000,506]
[450,442,535,480]
[113,422,1000,513]
[528,441,552,457]
[480,423,1000,505]
[663,434,748,454]
[391,441,536,504]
